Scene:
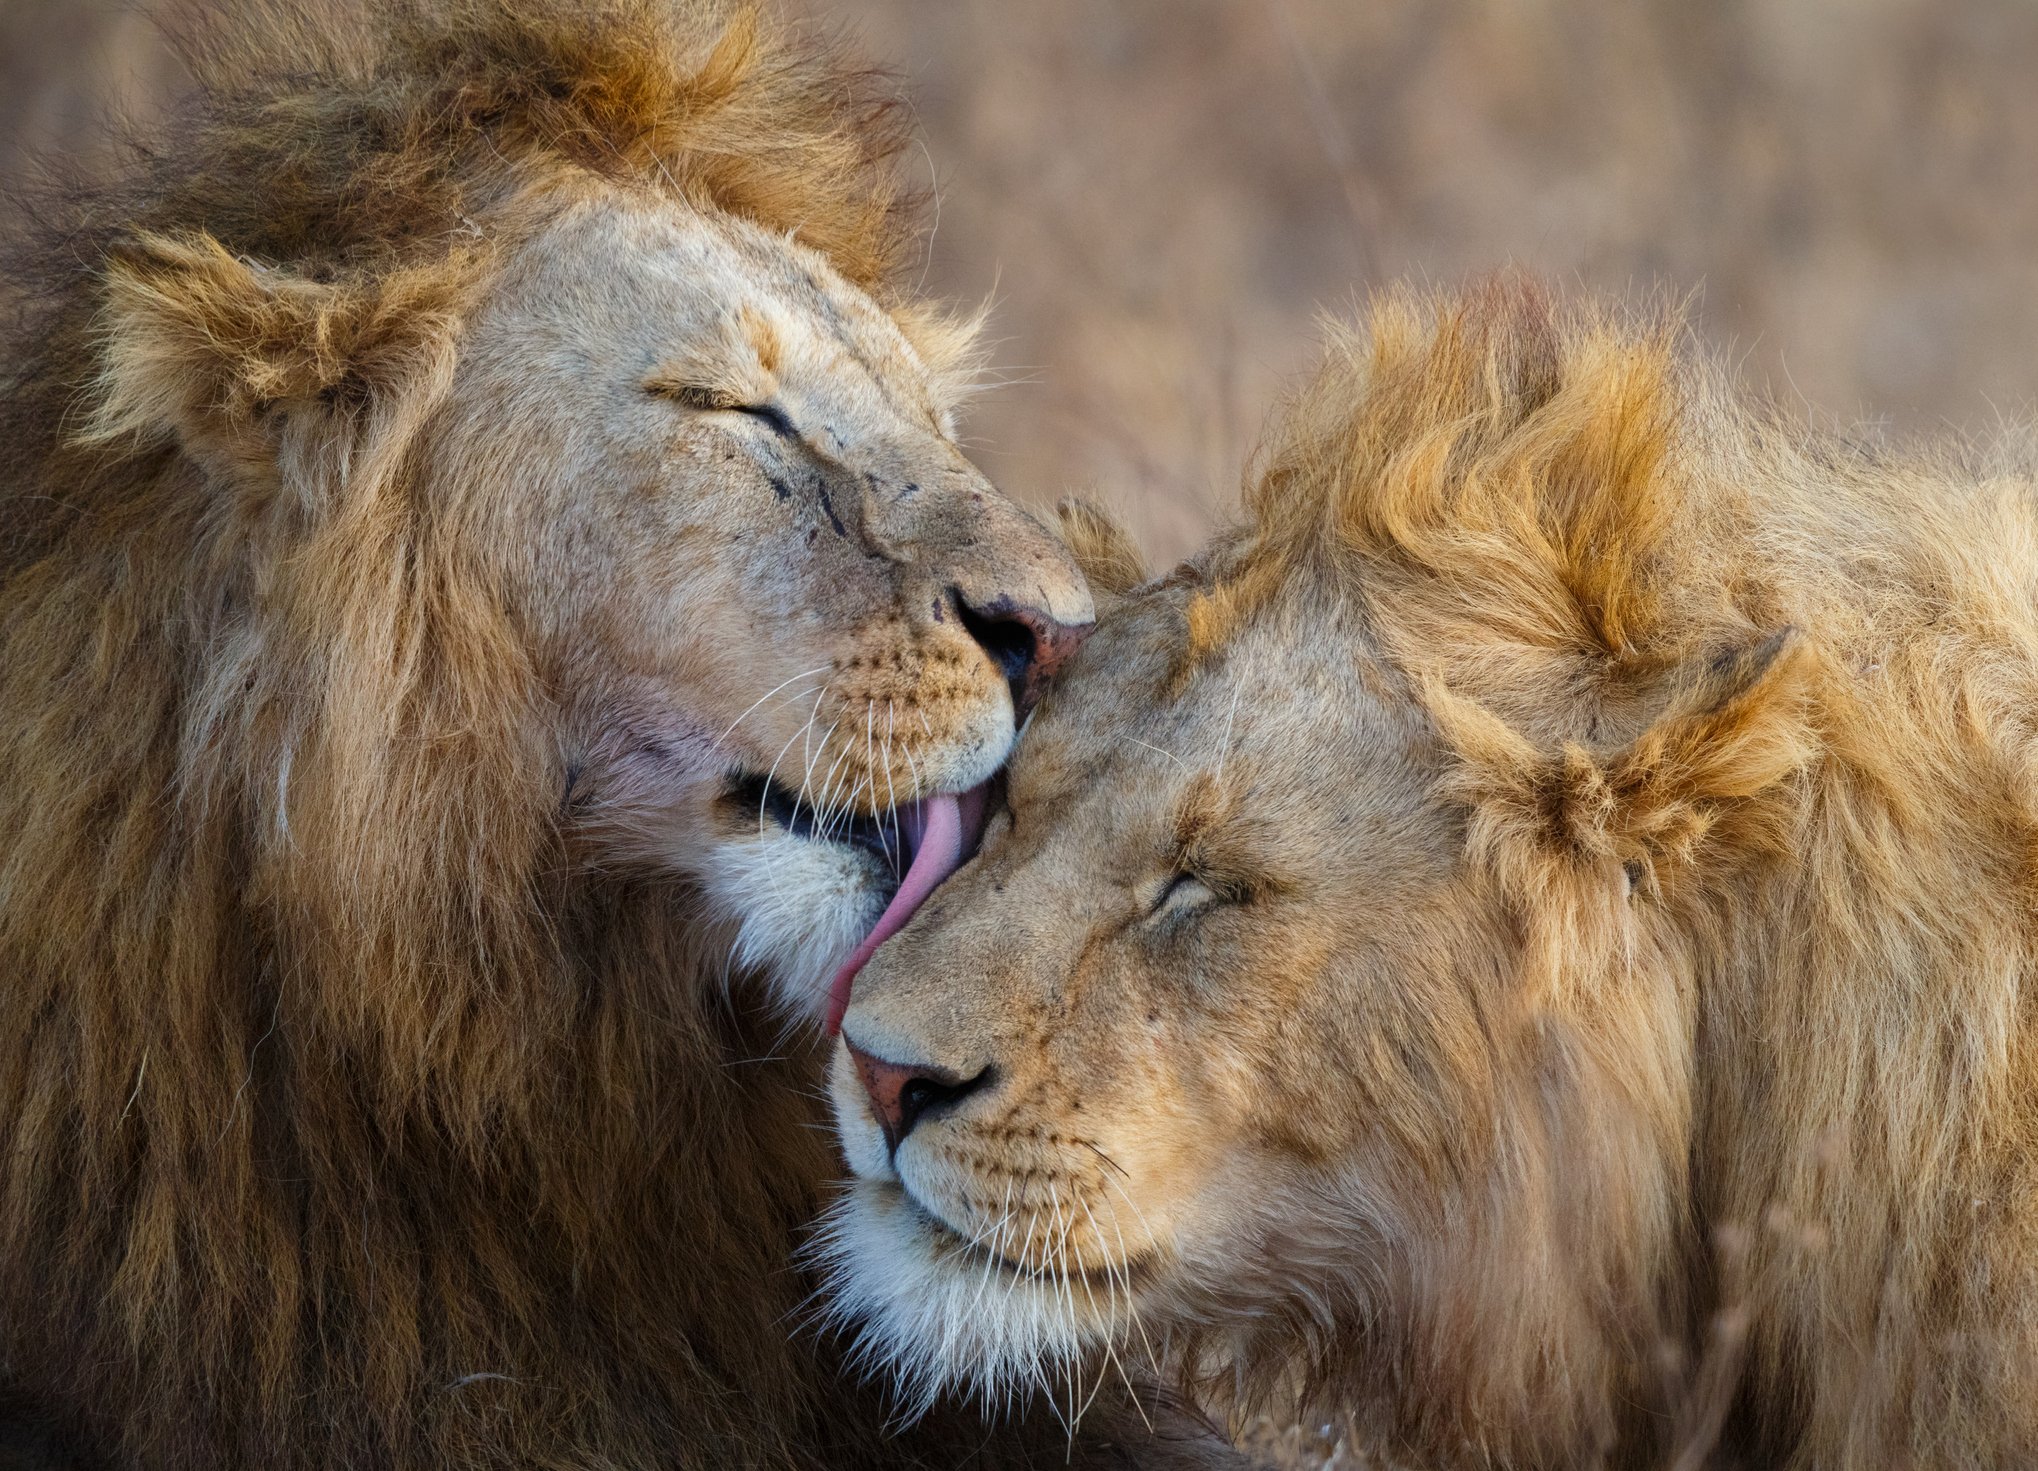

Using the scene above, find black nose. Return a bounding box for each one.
[953,591,1094,721]
[846,1040,992,1150]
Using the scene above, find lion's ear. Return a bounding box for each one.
[1054,496,1149,607]
[1434,627,1810,894]
[1594,628,1810,882]
[84,231,470,507]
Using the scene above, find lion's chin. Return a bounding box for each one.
[808,1178,1123,1420]
[699,827,894,1026]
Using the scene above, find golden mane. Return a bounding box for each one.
[1195,282,2038,1460]
[49,0,914,277]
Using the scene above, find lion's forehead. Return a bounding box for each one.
[1031,594,1385,790]
[494,190,927,408]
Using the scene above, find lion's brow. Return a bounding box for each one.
[1167,770,1228,852]
[1165,769,1285,896]
[642,322,780,409]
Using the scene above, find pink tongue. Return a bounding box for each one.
[824,783,990,1034]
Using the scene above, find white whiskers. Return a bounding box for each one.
[807,1157,1154,1439]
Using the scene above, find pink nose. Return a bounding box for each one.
[846,1039,988,1151]
[953,593,1093,720]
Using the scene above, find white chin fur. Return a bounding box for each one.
[698,827,890,1025]
[808,1180,1112,1421]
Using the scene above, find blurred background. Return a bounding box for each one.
[7,0,2037,563]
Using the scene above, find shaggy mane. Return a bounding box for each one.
[1180,280,2038,1464]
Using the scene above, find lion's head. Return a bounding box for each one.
[396,181,1090,1025]
[822,283,2038,1466]
[46,1,1090,1034]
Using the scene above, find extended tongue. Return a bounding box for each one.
[824,783,989,1034]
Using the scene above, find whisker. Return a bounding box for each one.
[799,687,827,785]
[756,721,812,909]
[897,722,924,805]
[966,1179,1017,1317]
[1093,1189,1161,1372]
[880,701,901,878]
[1046,1184,1088,1433]
[718,665,831,746]
[862,700,877,833]
[785,691,827,826]
[1081,1139,1132,1179]
[1125,735,1191,774]
[810,720,857,835]
[1079,1192,1157,1418]
[833,772,873,843]
[1214,679,1247,787]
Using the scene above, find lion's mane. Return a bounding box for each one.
[0,5,971,1468]
[1208,282,2038,1464]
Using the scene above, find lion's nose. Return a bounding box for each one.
[952,591,1093,721]
[846,1039,990,1151]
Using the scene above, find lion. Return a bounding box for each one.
[820,281,2038,1468]
[0,3,1243,1468]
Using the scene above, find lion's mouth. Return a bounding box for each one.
[729,771,906,865]
[898,1182,1157,1291]
[728,772,991,1031]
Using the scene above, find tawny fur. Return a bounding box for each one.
[0,4,1215,1468]
[827,280,2038,1469]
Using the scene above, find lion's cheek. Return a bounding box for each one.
[829,643,1017,799]
[700,832,891,1023]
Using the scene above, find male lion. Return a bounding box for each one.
[0,3,1235,1468]
[823,283,2038,1468]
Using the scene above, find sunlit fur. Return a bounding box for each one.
[827,280,2038,1468]
[0,4,1162,1469]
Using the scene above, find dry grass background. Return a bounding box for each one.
[5,3,2038,1466]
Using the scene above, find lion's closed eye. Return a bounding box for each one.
[1141,870,1221,922]
[650,380,796,434]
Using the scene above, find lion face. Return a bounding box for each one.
[816,557,1487,1406]
[816,291,1810,1436]
[428,187,1093,1020]
[87,173,1091,1031]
